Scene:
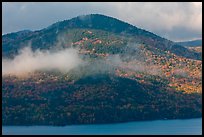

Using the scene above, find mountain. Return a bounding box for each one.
[2,14,201,60]
[2,14,202,126]
[176,39,202,47]
[175,39,202,53]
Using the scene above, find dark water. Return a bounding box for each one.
[2,118,202,135]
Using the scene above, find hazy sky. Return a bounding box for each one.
[2,2,202,42]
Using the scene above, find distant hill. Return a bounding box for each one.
[176,39,202,47]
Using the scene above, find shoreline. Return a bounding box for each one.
[3,117,202,127]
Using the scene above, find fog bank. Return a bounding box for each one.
[2,47,83,76]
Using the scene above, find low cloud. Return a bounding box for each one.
[2,42,162,78]
[172,68,188,78]
[2,45,122,77]
[2,47,83,76]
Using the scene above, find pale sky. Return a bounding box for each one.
[2,2,202,42]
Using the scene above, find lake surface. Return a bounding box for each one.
[2,118,202,135]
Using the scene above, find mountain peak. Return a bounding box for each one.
[46,13,165,42]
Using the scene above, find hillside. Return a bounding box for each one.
[2,14,202,126]
[2,73,201,125]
